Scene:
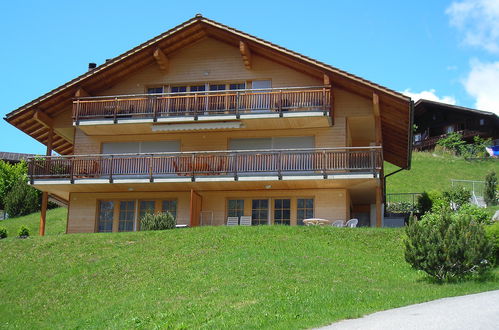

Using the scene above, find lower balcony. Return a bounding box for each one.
[29,147,382,186]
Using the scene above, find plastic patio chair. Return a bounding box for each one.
[239,216,252,226]
[331,220,345,227]
[345,218,358,228]
[226,217,239,226]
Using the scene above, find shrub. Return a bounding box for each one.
[4,178,40,217]
[484,171,497,207]
[484,222,499,265]
[18,225,30,238]
[404,212,494,281]
[417,192,432,216]
[436,132,466,155]
[442,185,471,211]
[0,227,7,239]
[140,212,176,231]
[456,203,491,224]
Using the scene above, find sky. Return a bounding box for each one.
[1,0,498,154]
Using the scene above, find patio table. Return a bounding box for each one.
[303,218,331,226]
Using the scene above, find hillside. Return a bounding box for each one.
[0,207,66,237]
[385,151,498,194]
[0,225,498,329]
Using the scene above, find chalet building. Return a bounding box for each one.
[4,15,412,234]
[413,99,499,150]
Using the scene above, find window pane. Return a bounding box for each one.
[119,201,135,232]
[190,85,205,92]
[228,199,244,218]
[251,199,268,225]
[297,198,314,226]
[274,199,290,225]
[162,200,177,219]
[147,87,163,94]
[229,83,245,90]
[209,84,226,91]
[171,86,187,93]
[98,201,114,233]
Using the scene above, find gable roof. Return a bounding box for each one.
[4,14,412,168]
[415,99,499,119]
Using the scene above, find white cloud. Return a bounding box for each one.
[402,89,457,104]
[463,59,499,114]
[446,0,499,53]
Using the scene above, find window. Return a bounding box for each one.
[252,199,269,225]
[480,119,485,126]
[414,133,422,142]
[98,201,114,232]
[162,200,177,219]
[147,87,163,94]
[171,86,187,93]
[119,201,135,232]
[297,198,314,226]
[228,199,244,218]
[274,199,291,225]
[209,84,226,91]
[445,125,455,134]
[229,83,245,90]
[190,85,206,92]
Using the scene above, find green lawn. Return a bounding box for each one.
[386,151,498,194]
[0,226,497,329]
[0,207,67,237]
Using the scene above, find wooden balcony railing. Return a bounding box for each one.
[413,129,485,150]
[28,147,382,182]
[73,86,331,123]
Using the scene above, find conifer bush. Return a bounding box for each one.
[404,212,493,281]
[484,171,497,207]
[140,212,176,231]
[0,227,7,239]
[17,225,30,238]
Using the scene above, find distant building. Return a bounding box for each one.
[413,99,499,150]
[0,151,35,164]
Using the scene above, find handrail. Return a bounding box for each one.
[27,146,382,160]
[28,147,382,182]
[72,86,332,123]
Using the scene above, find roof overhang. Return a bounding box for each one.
[4,15,412,168]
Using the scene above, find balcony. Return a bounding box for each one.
[28,147,381,185]
[73,86,332,131]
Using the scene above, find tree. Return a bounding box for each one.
[484,171,497,207]
[0,161,28,209]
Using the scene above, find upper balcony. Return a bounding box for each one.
[73,86,332,134]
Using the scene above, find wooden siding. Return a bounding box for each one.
[101,38,321,96]
[66,188,348,232]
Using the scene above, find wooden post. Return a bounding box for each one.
[189,189,202,227]
[40,128,53,236]
[376,184,382,228]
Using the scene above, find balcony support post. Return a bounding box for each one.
[277,151,282,180]
[235,91,240,119]
[322,150,327,179]
[109,155,114,183]
[40,128,53,237]
[149,154,154,182]
[278,89,283,117]
[152,97,158,122]
[113,97,118,124]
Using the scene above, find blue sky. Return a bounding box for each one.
[1,0,498,154]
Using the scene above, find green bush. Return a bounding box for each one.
[417,192,432,216]
[436,132,466,155]
[484,171,497,207]
[457,203,491,224]
[140,212,176,231]
[404,212,494,281]
[484,222,499,265]
[18,225,30,238]
[4,178,40,217]
[0,227,7,239]
[442,185,471,211]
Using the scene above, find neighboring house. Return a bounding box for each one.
[0,151,35,164]
[3,15,412,234]
[413,99,499,150]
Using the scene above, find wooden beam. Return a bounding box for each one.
[376,184,382,228]
[75,87,90,98]
[323,73,330,86]
[239,41,252,70]
[153,48,169,72]
[373,92,382,146]
[33,110,53,128]
[40,128,53,237]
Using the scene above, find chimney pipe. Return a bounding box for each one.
[88,63,97,71]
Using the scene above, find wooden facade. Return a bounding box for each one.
[414,99,499,150]
[4,15,412,233]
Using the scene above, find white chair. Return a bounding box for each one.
[240,216,252,226]
[226,217,239,226]
[345,218,358,228]
[331,220,345,227]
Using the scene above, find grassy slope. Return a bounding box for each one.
[0,226,498,329]
[0,207,67,237]
[385,152,498,194]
